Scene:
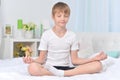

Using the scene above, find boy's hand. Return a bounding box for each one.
[92,51,107,61]
[23,56,34,64]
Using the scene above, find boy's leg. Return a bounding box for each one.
[45,61,102,77]
[28,62,53,76]
[64,61,102,76]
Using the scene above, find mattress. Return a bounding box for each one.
[0,57,120,80]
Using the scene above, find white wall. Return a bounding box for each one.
[1,0,52,25]
[1,0,52,38]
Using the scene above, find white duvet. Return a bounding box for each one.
[0,57,120,80]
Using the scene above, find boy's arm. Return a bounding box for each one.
[33,50,48,64]
[70,50,93,65]
[70,50,107,65]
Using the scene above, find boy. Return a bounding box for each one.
[23,2,107,77]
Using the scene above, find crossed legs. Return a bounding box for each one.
[28,60,102,77]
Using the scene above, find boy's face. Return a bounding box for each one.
[52,11,70,28]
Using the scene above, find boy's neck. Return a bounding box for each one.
[53,26,67,33]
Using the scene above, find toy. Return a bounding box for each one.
[21,46,32,57]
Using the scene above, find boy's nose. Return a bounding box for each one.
[61,17,65,20]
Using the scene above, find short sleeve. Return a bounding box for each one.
[38,32,48,50]
[71,34,79,51]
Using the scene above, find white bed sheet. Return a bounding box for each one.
[0,57,120,80]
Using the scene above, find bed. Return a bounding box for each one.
[0,57,120,80]
[0,33,120,80]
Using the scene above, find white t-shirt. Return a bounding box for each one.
[38,29,79,66]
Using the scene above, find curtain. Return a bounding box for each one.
[67,0,120,32]
[109,0,120,32]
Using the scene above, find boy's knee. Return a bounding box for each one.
[28,63,36,75]
[28,63,42,76]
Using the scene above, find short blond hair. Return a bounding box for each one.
[52,2,70,16]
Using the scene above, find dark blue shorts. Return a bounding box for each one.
[54,66,75,70]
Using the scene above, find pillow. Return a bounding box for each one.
[106,51,120,58]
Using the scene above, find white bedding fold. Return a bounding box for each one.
[0,57,120,80]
